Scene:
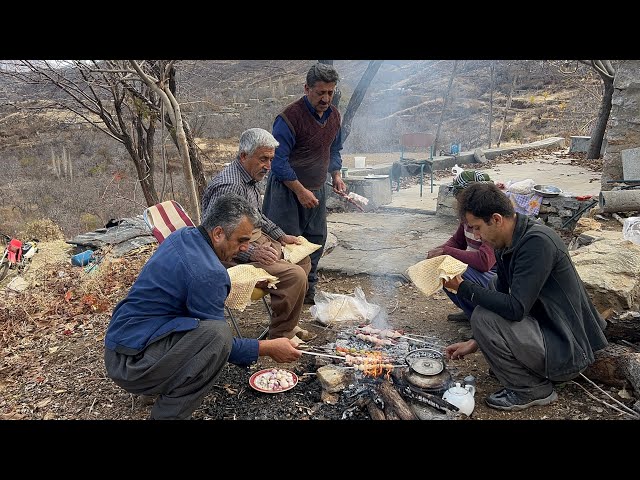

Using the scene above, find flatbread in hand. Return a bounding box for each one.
[282,236,322,265]
[405,255,468,297]
[225,264,279,311]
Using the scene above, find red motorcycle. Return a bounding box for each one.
[0,234,38,281]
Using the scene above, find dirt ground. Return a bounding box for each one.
[0,250,636,422]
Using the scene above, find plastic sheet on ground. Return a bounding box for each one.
[310,286,381,326]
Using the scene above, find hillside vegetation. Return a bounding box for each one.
[0,60,602,238]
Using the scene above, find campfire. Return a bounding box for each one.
[304,324,466,420]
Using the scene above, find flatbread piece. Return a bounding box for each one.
[282,236,322,265]
[225,264,279,311]
[405,255,468,297]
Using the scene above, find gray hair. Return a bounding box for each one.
[238,127,279,159]
[306,62,340,88]
[202,193,261,234]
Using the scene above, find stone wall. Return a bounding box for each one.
[602,60,640,189]
[435,185,597,232]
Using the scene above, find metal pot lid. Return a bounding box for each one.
[410,357,444,376]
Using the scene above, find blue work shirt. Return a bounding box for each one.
[271,96,343,181]
[104,226,259,366]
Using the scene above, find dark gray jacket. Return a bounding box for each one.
[458,214,608,379]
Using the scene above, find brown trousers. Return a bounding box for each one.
[223,233,311,339]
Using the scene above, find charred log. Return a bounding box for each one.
[376,380,418,420]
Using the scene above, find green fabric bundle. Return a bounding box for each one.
[450,170,492,195]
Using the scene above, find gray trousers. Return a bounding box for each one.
[104,320,232,420]
[470,306,556,398]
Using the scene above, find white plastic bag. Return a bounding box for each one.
[309,286,381,326]
[451,164,464,176]
[507,178,536,195]
[623,216,640,245]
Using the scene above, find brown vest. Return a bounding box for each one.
[279,97,341,190]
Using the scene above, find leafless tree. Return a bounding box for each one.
[319,60,382,143]
[129,60,200,222]
[496,73,518,147]
[488,61,495,148]
[579,60,616,159]
[544,60,616,159]
[0,60,205,220]
[434,60,459,152]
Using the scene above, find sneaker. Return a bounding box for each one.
[485,388,558,411]
[447,311,468,322]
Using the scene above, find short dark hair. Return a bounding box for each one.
[306,62,339,87]
[456,182,515,223]
[202,193,260,234]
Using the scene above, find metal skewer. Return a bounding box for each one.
[298,350,345,360]
[398,335,443,348]
[326,182,366,212]
[343,364,407,370]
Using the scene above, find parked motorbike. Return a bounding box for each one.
[0,233,39,281]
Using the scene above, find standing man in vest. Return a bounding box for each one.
[262,62,346,305]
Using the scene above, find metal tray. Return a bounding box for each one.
[532,184,562,197]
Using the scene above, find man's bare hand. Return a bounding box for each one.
[258,337,303,363]
[443,275,463,292]
[332,176,347,194]
[296,188,320,208]
[249,244,280,265]
[426,247,444,259]
[279,234,301,246]
[444,339,478,360]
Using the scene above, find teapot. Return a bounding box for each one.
[442,382,476,416]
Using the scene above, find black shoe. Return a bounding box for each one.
[304,293,315,305]
[485,388,558,411]
[447,311,469,322]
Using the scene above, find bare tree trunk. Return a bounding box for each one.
[164,68,207,201]
[121,133,159,207]
[182,120,207,200]
[489,61,495,148]
[131,60,200,223]
[588,73,614,159]
[496,74,517,147]
[434,60,459,153]
[341,60,383,143]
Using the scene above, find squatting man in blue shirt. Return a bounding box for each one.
[103,194,302,420]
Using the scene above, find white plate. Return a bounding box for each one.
[249,368,298,393]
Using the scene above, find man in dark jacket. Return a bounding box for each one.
[443,182,608,411]
[262,62,346,305]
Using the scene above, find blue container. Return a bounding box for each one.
[450,143,460,155]
[71,249,94,267]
